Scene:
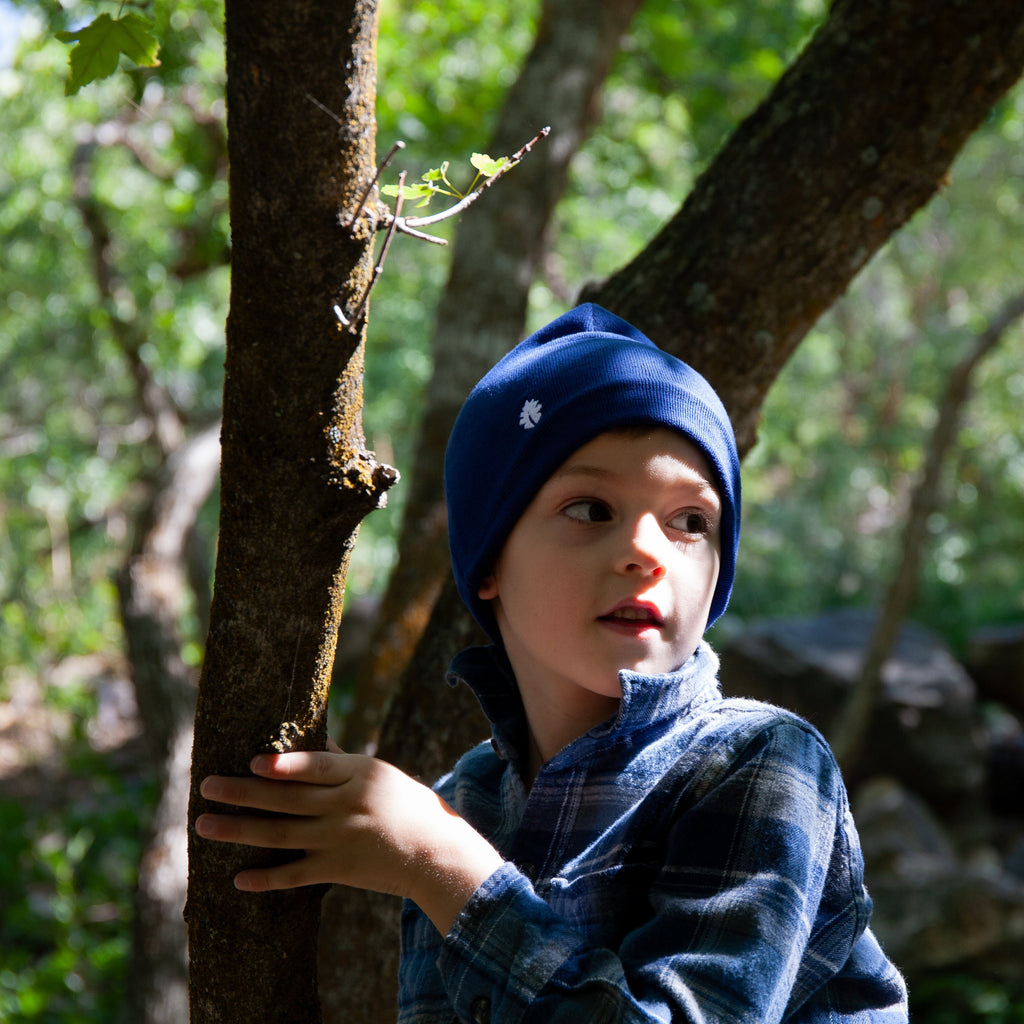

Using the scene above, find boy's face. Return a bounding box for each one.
[479,427,721,720]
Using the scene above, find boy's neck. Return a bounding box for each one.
[518,684,621,785]
[522,733,545,790]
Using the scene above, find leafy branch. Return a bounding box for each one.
[381,152,513,209]
[382,126,550,242]
[334,125,551,332]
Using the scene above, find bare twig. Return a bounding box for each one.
[390,221,449,246]
[335,172,406,333]
[72,138,185,457]
[343,139,406,229]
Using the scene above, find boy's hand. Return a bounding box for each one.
[196,743,503,935]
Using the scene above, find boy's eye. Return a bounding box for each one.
[669,510,711,535]
[562,499,613,523]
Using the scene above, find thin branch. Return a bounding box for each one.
[390,125,550,234]
[72,139,184,457]
[333,127,551,329]
[390,221,449,246]
[343,139,405,229]
[830,290,1024,770]
[335,172,406,333]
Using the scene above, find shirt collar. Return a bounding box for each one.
[446,641,722,766]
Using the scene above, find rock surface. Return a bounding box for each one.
[719,609,1024,981]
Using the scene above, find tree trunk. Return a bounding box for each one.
[341,0,645,756]
[185,2,391,1021]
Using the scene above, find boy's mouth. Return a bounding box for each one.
[598,601,664,629]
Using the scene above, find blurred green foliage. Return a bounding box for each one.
[911,974,1024,1024]
[1,0,1022,1019]
[734,87,1024,646]
[1,0,228,675]
[0,762,154,1020]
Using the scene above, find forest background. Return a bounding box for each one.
[1,0,1023,1020]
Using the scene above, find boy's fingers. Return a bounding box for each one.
[199,772,335,815]
[199,751,352,807]
[234,868,277,892]
[249,750,350,784]
[234,859,324,892]
[195,811,317,851]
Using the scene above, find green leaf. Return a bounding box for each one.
[56,13,161,95]
[380,182,436,206]
[470,152,508,177]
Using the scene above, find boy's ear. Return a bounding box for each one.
[477,574,498,600]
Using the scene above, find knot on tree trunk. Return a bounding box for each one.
[332,451,400,512]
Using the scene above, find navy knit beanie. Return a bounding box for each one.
[444,303,741,644]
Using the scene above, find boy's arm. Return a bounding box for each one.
[196,746,504,936]
[406,718,907,1023]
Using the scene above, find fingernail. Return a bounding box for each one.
[251,755,269,774]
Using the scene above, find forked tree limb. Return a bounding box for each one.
[584,0,1024,457]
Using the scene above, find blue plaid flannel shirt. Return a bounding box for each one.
[398,641,908,1023]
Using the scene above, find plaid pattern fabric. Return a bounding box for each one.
[398,643,908,1023]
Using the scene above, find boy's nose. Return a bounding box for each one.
[618,514,667,578]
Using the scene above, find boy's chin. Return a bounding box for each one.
[626,648,698,679]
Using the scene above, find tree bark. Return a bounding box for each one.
[341,0,645,755]
[185,2,391,1021]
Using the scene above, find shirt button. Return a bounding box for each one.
[470,996,491,1023]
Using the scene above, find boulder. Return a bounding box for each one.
[719,611,1024,982]
[718,609,987,809]
[966,623,1024,717]
[854,777,1024,981]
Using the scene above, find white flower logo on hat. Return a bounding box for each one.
[519,398,543,430]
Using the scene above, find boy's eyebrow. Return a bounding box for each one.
[550,463,613,479]
[551,462,721,505]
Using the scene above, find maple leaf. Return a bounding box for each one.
[56,13,160,95]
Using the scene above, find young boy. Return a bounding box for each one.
[198,304,908,1022]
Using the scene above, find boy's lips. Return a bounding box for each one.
[597,599,665,631]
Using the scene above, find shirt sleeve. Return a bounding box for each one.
[420,717,905,1024]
